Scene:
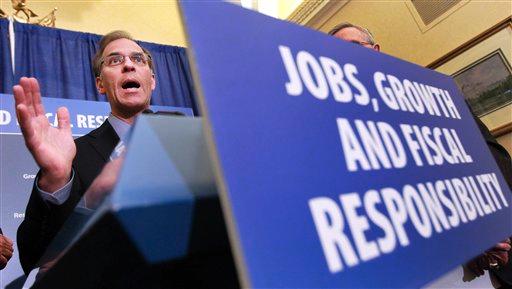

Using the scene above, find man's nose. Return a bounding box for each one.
[121,58,136,73]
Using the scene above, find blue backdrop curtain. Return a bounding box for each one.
[14,22,102,101]
[0,19,14,94]
[141,41,197,109]
[13,22,197,113]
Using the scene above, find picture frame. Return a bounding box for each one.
[452,49,512,117]
[430,17,512,137]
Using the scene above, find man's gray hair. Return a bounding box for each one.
[328,22,376,45]
[92,30,154,77]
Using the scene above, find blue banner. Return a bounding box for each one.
[180,2,512,288]
[0,94,193,136]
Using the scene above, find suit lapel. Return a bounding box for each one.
[87,120,120,162]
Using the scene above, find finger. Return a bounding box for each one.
[0,255,7,268]
[0,240,9,251]
[478,255,491,270]
[13,87,27,125]
[13,84,27,108]
[2,244,14,255]
[19,77,35,117]
[1,235,13,246]
[494,242,511,251]
[16,104,37,146]
[467,261,484,276]
[1,248,13,260]
[56,107,71,131]
[0,238,13,252]
[495,252,508,265]
[30,77,45,116]
[475,267,484,276]
[0,238,12,249]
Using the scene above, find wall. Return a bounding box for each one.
[0,0,187,46]
[0,0,303,46]
[277,0,302,19]
[317,0,511,67]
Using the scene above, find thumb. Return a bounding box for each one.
[56,107,71,131]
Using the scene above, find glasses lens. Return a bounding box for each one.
[105,55,124,66]
[102,53,148,67]
[130,53,147,65]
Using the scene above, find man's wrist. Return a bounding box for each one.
[38,169,72,193]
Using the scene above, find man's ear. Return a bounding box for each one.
[96,76,106,94]
[373,44,381,52]
[151,73,156,91]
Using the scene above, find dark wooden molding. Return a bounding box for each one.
[427,16,512,69]
[491,122,512,138]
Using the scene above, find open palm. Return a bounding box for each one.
[13,77,76,191]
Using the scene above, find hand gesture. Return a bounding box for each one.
[13,77,76,192]
[0,234,13,270]
[466,238,511,276]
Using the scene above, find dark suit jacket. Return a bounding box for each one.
[17,120,119,274]
[472,116,512,286]
[474,116,512,189]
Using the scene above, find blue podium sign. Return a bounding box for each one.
[179,2,512,288]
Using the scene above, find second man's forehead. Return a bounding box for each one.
[339,27,365,36]
[335,28,370,42]
[102,39,144,56]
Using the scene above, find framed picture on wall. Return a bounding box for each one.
[452,49,512,117]
[430,17,512,136]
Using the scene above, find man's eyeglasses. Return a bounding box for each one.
[349,40,373,47]
[101,53,151,67]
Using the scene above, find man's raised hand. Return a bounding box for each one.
[13,77,76,192]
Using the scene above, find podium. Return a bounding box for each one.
[31,115,239,289]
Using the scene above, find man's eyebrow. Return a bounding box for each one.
[105,50,144,56]
[105,52,122,57]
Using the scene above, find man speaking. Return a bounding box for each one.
[14,30,156,273]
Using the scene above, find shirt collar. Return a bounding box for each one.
[107,113,131,141]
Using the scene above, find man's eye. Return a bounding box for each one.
[108,56,123,65]
[132,55,144,63]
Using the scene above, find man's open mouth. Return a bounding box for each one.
[121,80,141,89]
